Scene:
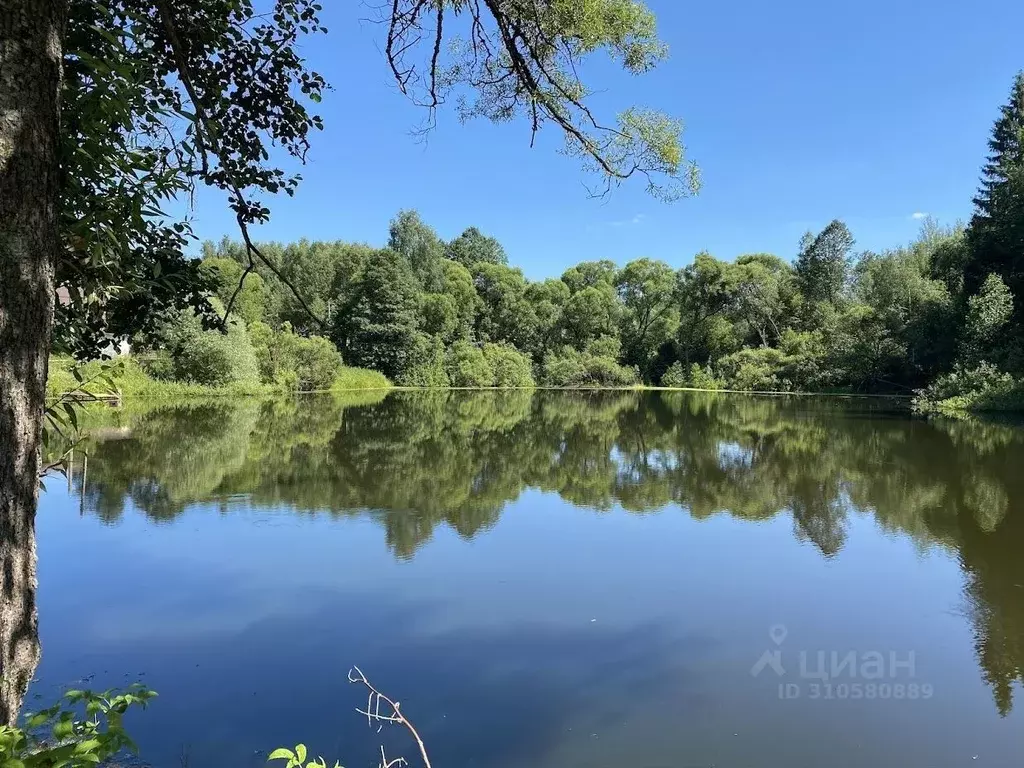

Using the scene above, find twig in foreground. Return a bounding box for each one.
[349,666,431,768]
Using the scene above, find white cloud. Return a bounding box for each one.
[610,213,647,227]
[910,212,929,220]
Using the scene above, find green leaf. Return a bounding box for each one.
[61,403,78,432]
[295,745,307,764]
[268,749,295,763]
[52,715,74,741]
[73,739,102,754]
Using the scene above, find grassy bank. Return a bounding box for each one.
[46,355,390,401]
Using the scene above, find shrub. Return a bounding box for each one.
[660,361,723,389]
[541,346,588,386]
[919,362,1013,402]
[138,349,175,381]
[482,342,535,387]
[251,321,344,390]
[778,329,830,390]
[716,347,788,391]
[688,363,724,390]
[397,334,449,387]
[914,362,1024,413]
[445,341,494,387]
[174,320,260,386]
[292,335,343,390]
[540,343,638,387]
[1,687,156,768]
[333,366,392,390]
[581,354,640,387]
[249,320,279,382]
[141,304,260,387]
[660,361,688,388]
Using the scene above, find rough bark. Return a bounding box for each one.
[0,0,67,727]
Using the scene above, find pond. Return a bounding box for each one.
[32,391,1024,767]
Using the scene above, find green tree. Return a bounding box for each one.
[560,285,621,350]
[728,254,795,348]
[445,227,508,268]
[853,239,955,385]
[616,258,679,378]
[967,72,1024,305]
[561,260,618,294]
[473,263,539,352]
[388,210,445,291]
[419,293,460,343]
[675,252,737,366]
[930,227,972,298]
[525,279,571,358]
[439,260,479,340]
[795,220,855,305]
[200,257,267,326]
[333,250,420,380]
[962,274,1015,366]
[276,241,341,332]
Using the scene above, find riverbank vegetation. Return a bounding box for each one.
[155,74,1022,411]
[47,355,388,400]
[44,75,1024,411]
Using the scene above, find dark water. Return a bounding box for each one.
[32,391,1024,767]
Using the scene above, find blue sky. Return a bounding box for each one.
[188,0,1024,279]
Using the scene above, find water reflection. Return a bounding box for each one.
[67,390,1024,719]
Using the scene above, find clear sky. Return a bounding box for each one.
[188,0,1024,279]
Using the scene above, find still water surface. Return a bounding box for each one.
[33,391,1024,767]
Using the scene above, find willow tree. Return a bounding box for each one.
[0,0,695,725]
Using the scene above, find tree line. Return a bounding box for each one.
[200,213,965,392]
[167,76,1024,403]
[148,72,1021,402]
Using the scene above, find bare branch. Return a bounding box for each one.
[349,666,432,768]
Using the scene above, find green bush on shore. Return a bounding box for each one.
[660,361,724,390]
[250,321,344,391]
[332,366,391,391]
[913,362,1024,414]
[541,337,639,388]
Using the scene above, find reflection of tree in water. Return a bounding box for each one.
[947,423,1024,718]
[72,390,1024,714]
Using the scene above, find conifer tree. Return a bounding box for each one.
[966,72,1024,303]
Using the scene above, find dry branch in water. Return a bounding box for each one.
[349,666,432,768]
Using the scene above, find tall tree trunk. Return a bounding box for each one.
[0,0,67,727]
